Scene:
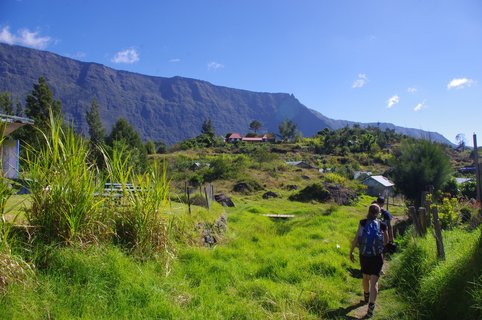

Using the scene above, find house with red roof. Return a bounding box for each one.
[225,133,242,143]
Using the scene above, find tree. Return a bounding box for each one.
[0,92,15,115]
[25,77,62,130]
[249,120,262,134]
[455,133,466,150]
[390,140,451,207]
[201,119,215,140]
[86,98,106,146]
[107,118,147,172]
[145,140,156,154]
[19,77,63,149]
[86,98,107,168]
[198,118,218,147]
[278,119,300,142]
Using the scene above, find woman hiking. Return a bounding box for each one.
[349,203,389,318]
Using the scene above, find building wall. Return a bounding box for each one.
[2,139,20,179]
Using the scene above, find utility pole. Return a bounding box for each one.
[473,133,482,214]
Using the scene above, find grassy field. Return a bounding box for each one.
[1,192,481,319]
[0,194,423,319]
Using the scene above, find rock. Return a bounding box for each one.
[262,191,279,199]
[323,183,358,205]
[233,182,249,192]
[214,193,235,207]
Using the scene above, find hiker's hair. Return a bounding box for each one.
[367,204,380,219]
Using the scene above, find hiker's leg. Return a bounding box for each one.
[362,273,370,302]
[362,273,369,293]
[368,275,379,303]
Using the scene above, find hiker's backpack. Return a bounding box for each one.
[359,219,384,256]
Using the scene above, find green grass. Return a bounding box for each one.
[386,227,482,319]
[3,195,31,224]
[0,198,368,319]
[1,192,480,319]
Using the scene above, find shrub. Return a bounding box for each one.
[322,172,346,185]
[460,180,477,199]
[204,155,249,182]
[438,198,459,230]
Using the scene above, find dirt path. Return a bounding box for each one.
[344,255,396,319]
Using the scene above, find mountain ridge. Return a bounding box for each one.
[0,43,452,145]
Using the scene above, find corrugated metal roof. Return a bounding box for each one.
[363,175,394,187]
[455,177,472,184]
[0,113,34,135]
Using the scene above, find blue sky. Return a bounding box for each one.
[1,0,481,144]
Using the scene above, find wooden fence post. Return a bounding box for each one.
[409,206,422,236]
[185,181,191,215]
[204,186,210,210]
[418,207,427,236]
[431,206,445,260]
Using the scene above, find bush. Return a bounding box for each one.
[438,198,459,230]
[459,207,472,223]
[460,180,477,199]
[204,155,249,182]
[289,183,331,203]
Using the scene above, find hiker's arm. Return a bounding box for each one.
[383,228,389,246]
[349,225,361,262]
[387,221,394,243]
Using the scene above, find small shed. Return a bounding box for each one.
[362,175,394,197]
[455,177,472,184]
[285,161,317,169]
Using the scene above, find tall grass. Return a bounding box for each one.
[24,112,104,243]
[22,111,172,260]
[387,227,482,319]
[106,143,171,259]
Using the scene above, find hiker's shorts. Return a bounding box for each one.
[360,254,383,276]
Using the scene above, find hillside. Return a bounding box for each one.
[0,43,452,145]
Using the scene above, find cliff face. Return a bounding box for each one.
[0,43,452,145]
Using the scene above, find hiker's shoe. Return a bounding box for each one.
[366,302,375,318]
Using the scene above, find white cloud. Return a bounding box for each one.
[207,61,224,70]
[111,48,139,64]
[387,95,400,108]
[352,74,368,88]
[169,58,181,63]
[0,26,51,49]
[447,78,474,89]
[407,87,417,94]
[414,101,427,111]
